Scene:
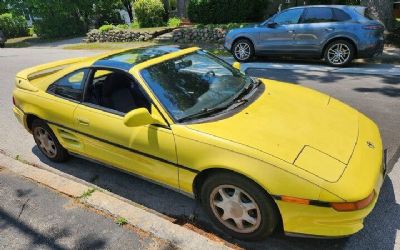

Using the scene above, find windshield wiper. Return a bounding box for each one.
[178,106,227,123]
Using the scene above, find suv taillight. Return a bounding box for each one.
[362,25,383,30]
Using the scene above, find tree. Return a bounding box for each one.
[177,0,186,18]
[121,0,133,22]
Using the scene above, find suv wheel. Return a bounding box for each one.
[200,172,279,241]
[232,39,255,62]
[324,40,355,67]
[32,119,70,162]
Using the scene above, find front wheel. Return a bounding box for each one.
[200,173,279,241]
[324,40,355,67]
[232,39,255,62]
[32,119,70,162]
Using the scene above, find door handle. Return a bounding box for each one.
[325,28,335,32]
[288,30,295,33]
[77,118,90,126]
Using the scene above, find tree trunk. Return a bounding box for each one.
[162,0,169,21]
[122,0,133,22]
[361,0,394,30]
[177,0,186,18]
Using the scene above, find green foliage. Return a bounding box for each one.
[133,0,165,28]
[188,0,268,24]
[169,0,177,10]
[99,24,115,32]
[116,24,129,29]
[28,27,34,36]
[167,17,181,27]
[92,0,124,28]
[0,13,28,38]
[130,21,140,28]
[115,217,128,226]
[79,188,96,199]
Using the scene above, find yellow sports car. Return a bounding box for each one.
[13,46,386,240]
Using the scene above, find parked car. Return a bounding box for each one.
[224,5,385,66]
[13,46,385,240]
[0,30,6,48]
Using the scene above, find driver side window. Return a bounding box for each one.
[273,8,304,25]
[83,69,150,115]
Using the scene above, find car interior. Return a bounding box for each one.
[84,70,150,114]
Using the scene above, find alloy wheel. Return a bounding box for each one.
[209,185,261,233]
[327,43,351,65]
[34,127,57,158]
[234,42,251,61]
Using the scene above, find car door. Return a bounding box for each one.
[293,7,350,53]
[73,68,179,188]
[45,68,90,154]
[258,8,304,53]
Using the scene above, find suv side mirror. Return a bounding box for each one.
[124,108,160,127]
[267,22,278,28]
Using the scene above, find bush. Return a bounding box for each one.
[0,13,28,38]
[34,16,85,38]
[99,24,115,32]
[134,0,165,28]
[188,0,268,24]
[167,17,181,28]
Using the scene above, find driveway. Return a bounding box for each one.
[0,47,399,249]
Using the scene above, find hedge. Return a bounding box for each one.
[134,0,165,28]
[188,0,268,24]
[0,13,28,38]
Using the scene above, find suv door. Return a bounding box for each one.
[258,8,304,53]
[293,7,352,53]
[74,68,179,189]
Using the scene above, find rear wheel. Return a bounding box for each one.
[32,119,69,162]
[200,172,279,241]
[232,39,255,62]
[324,40,355,67]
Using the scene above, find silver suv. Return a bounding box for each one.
[224,5,384,66]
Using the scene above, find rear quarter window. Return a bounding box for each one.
[332,9,352,22]
[302,7,335,23]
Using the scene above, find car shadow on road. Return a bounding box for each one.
[32,146,400,249]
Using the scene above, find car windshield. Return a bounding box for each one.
[140,50,252,121]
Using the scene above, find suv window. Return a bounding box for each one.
[332,8,351,22]
[48,69,89,101]
[303,7,334,23]
[273,8,304,25]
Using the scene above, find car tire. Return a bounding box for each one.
[32,119,70,162]
[324,40,355,67]
[200,172,279,241]
[232,39,255,62]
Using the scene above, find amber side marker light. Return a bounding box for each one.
[281,196,310,205]
[330,191,375,212]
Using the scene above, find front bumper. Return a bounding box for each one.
[278,114,385,237]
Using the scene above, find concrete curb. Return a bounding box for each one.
[0,153,230,250]
[220,56,400,76]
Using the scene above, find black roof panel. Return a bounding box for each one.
[93,45,185,70]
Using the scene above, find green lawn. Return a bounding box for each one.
[5,36,75,48]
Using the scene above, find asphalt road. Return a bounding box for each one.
[0,168,170,250]
[0,48,399,249]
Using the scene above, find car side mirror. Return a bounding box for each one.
[123,108,160,127]
[232,62,241,70]
[267,22,278,28]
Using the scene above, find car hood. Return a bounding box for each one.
[186,80,359,180]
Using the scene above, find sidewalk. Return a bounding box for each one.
[0,168,171,250]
